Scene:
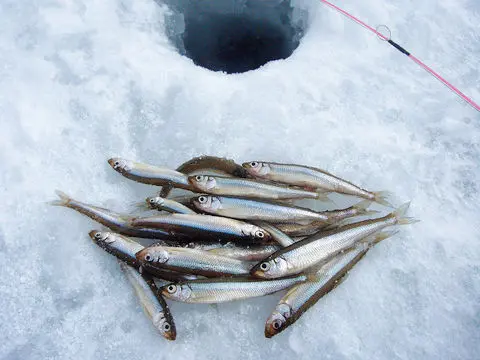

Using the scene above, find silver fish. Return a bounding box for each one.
[136,246,252,277]
[206,244,280,261]
[243,161,392,206]
[192,195,331,223]
[88,230,144,266]
[146,196,196,214]
[160,275,307,304]
[108,158,194,191]
[251,203,416,279]
[160,156,248,198]
[87,230,197,281]
[188,175,328,201]
[120,262,176,340]
[193,195,374,225]
[50,191,174,240]
[131,213,271,243]
[265,239,386,338]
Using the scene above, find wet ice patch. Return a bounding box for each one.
[161,0,309,73]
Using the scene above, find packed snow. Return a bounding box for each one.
[0,0,479,359]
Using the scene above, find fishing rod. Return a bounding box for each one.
[318,0,480,112]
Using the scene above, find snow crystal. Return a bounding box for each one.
[0,0,479,359]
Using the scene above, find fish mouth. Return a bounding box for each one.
[186,176,196,185]
[164,331,177,341]
[135,248,147,262]
[264,324,277,338]
[250,269,266,279]
[107,158,116,168]
[88,230,107,242]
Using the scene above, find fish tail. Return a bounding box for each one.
[372,230,398,244]
[352,200,379,217]
[372,191,394,207]
[49,190,72,207]
[393,202,419,225]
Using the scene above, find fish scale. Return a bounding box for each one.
[131,213,269,242]
[193,195,330,223]
[162,275,307,303]
[137,246,252,277]
[188,175,320,200]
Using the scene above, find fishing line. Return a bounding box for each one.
[318,0,480,112]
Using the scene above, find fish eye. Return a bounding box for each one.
[149,198,155,203]
[195,175,203,181]
[114,161,119,166]
[260,262,270,271]
[163,323,171,331]
[94,232,102,239]
[273,320,282,330]
[256,230,265,238]
[144,253,153,262]
[167,285,177,293]
[250,162,258,167]
[198,196,207,203]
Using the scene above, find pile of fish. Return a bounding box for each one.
[51,156,417,340]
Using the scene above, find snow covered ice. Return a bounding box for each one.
[0,0,479,359]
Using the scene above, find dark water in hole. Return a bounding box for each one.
[183,14,295,73]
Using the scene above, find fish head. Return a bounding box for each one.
[88,230,115,244]
[265,303,292,338]
[161,283,192,302]
[192,195,222,212]
[188,175,217,192]
[250,256,289,279]
[146,196,165,209]
[108,158,133,173]
[242,224,271,242]
[136,247,169,264]
[242,161,270,177]
[152,312,176,341]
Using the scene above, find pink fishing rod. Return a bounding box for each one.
[319,0,480,112]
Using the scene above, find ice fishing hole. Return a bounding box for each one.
[160,0,309,74]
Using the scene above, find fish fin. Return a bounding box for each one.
[393,202,419,225]
[360,230,398,246]
[372,191,394,207]
[49,190,72,206]
[159,183,174,198]
[352,200,379,217]
[127,201,150,213]
[209,303,219,312]
[277,199,296,205]
[315,191,333,203]
[305,273,321,282]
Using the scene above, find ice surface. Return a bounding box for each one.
[0,0,479,359]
